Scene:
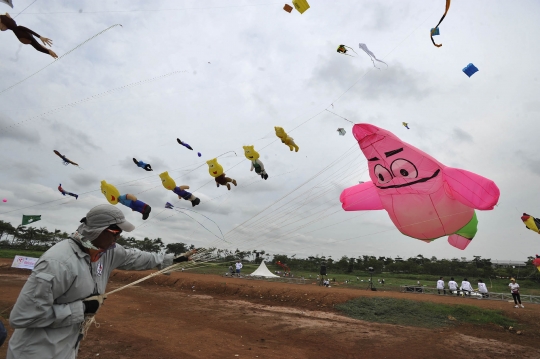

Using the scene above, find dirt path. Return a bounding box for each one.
[1,261,539,359]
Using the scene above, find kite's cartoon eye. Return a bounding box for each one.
[374,164,393,184]
[391,159,418,179]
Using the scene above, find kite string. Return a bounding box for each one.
[0,24,122,96]
[13,0,38,18]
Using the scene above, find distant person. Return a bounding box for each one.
[436,277,446,295]
[381,279,385,285]
[417,280,421,286]
[228,265,234,275]
[448,277,459,295]
[0,320,7,347]
[509,278,524,308]
[235,260,243,276]
[461,278,473,296]
[477,279,488,299]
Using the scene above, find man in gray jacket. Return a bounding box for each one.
[7,204,194,359]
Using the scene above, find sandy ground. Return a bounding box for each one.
[1,259,539,359]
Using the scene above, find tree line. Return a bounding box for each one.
[0,220,537,279]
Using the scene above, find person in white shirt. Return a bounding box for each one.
[235,260,243,277]
[448,277,459,295]
[436,277,446,295]
[477,279,488,299]
[509,278,524,308]
[461,278,473,296]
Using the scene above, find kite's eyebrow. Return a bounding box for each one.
[368,157,380,161]
[384,148,403,157]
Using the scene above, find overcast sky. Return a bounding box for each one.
[0,0,539,262]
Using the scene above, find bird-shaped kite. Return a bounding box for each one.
[53,150,79,167]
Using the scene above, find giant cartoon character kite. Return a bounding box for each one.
[207,158,237,190]
[100,180,152,220]
[243,145,268,180]
[159,171,201,207]
[340,124,500,250]
[275,126,299,152]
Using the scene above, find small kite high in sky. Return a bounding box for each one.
[1,0,13,8]
[133,158,153,171]
[521,213,540,234]
[283,4,293,13]
[402,122,410,130]
[337,128,346,136]
[337,44,356,57]
[58,184,78,200]
[53,150,79,167]
[0,13,58,58]
[463,63,479,78]
[292,0,309,14]
[177,138,193,151]
[340,123,500,250]
[430,0,451,47]
[358,43,388,69]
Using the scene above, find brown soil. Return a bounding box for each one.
[1,259,539,359]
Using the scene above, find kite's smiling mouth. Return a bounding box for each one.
[111,196,116,201]
[249,156,253,159]
[376,169,440,189]
[213,171,218,175]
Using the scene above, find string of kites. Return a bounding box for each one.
[37,127,297,223]
[283,0,478,77]
[0,0,526,255]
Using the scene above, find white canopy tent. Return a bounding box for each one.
[249,261,279,278]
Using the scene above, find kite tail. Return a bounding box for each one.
[431,0,451,47]
[0,24,123,96]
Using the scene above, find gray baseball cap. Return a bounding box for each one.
[77,204,135,242]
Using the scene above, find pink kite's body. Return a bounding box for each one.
[339,124,500,250]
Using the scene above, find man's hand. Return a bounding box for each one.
[83,294,107,315]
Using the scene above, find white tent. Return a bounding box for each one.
[249,261,279,278]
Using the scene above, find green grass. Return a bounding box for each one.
[0,248,45,259]
[336,297,515,328]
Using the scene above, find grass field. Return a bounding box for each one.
[1,249,538,296]
[0,248,45,259]
[183,262,540,296]
[336,297,515,328]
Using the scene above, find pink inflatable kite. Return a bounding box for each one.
[340,124,500,250]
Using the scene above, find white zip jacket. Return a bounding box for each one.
[8,238,174,359]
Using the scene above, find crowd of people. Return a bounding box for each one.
[433,276,525,307]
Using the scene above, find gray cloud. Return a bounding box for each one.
[48,120,100,152]
[70,172,100,189]
[0,114,40,143]
[452,128,474,143]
